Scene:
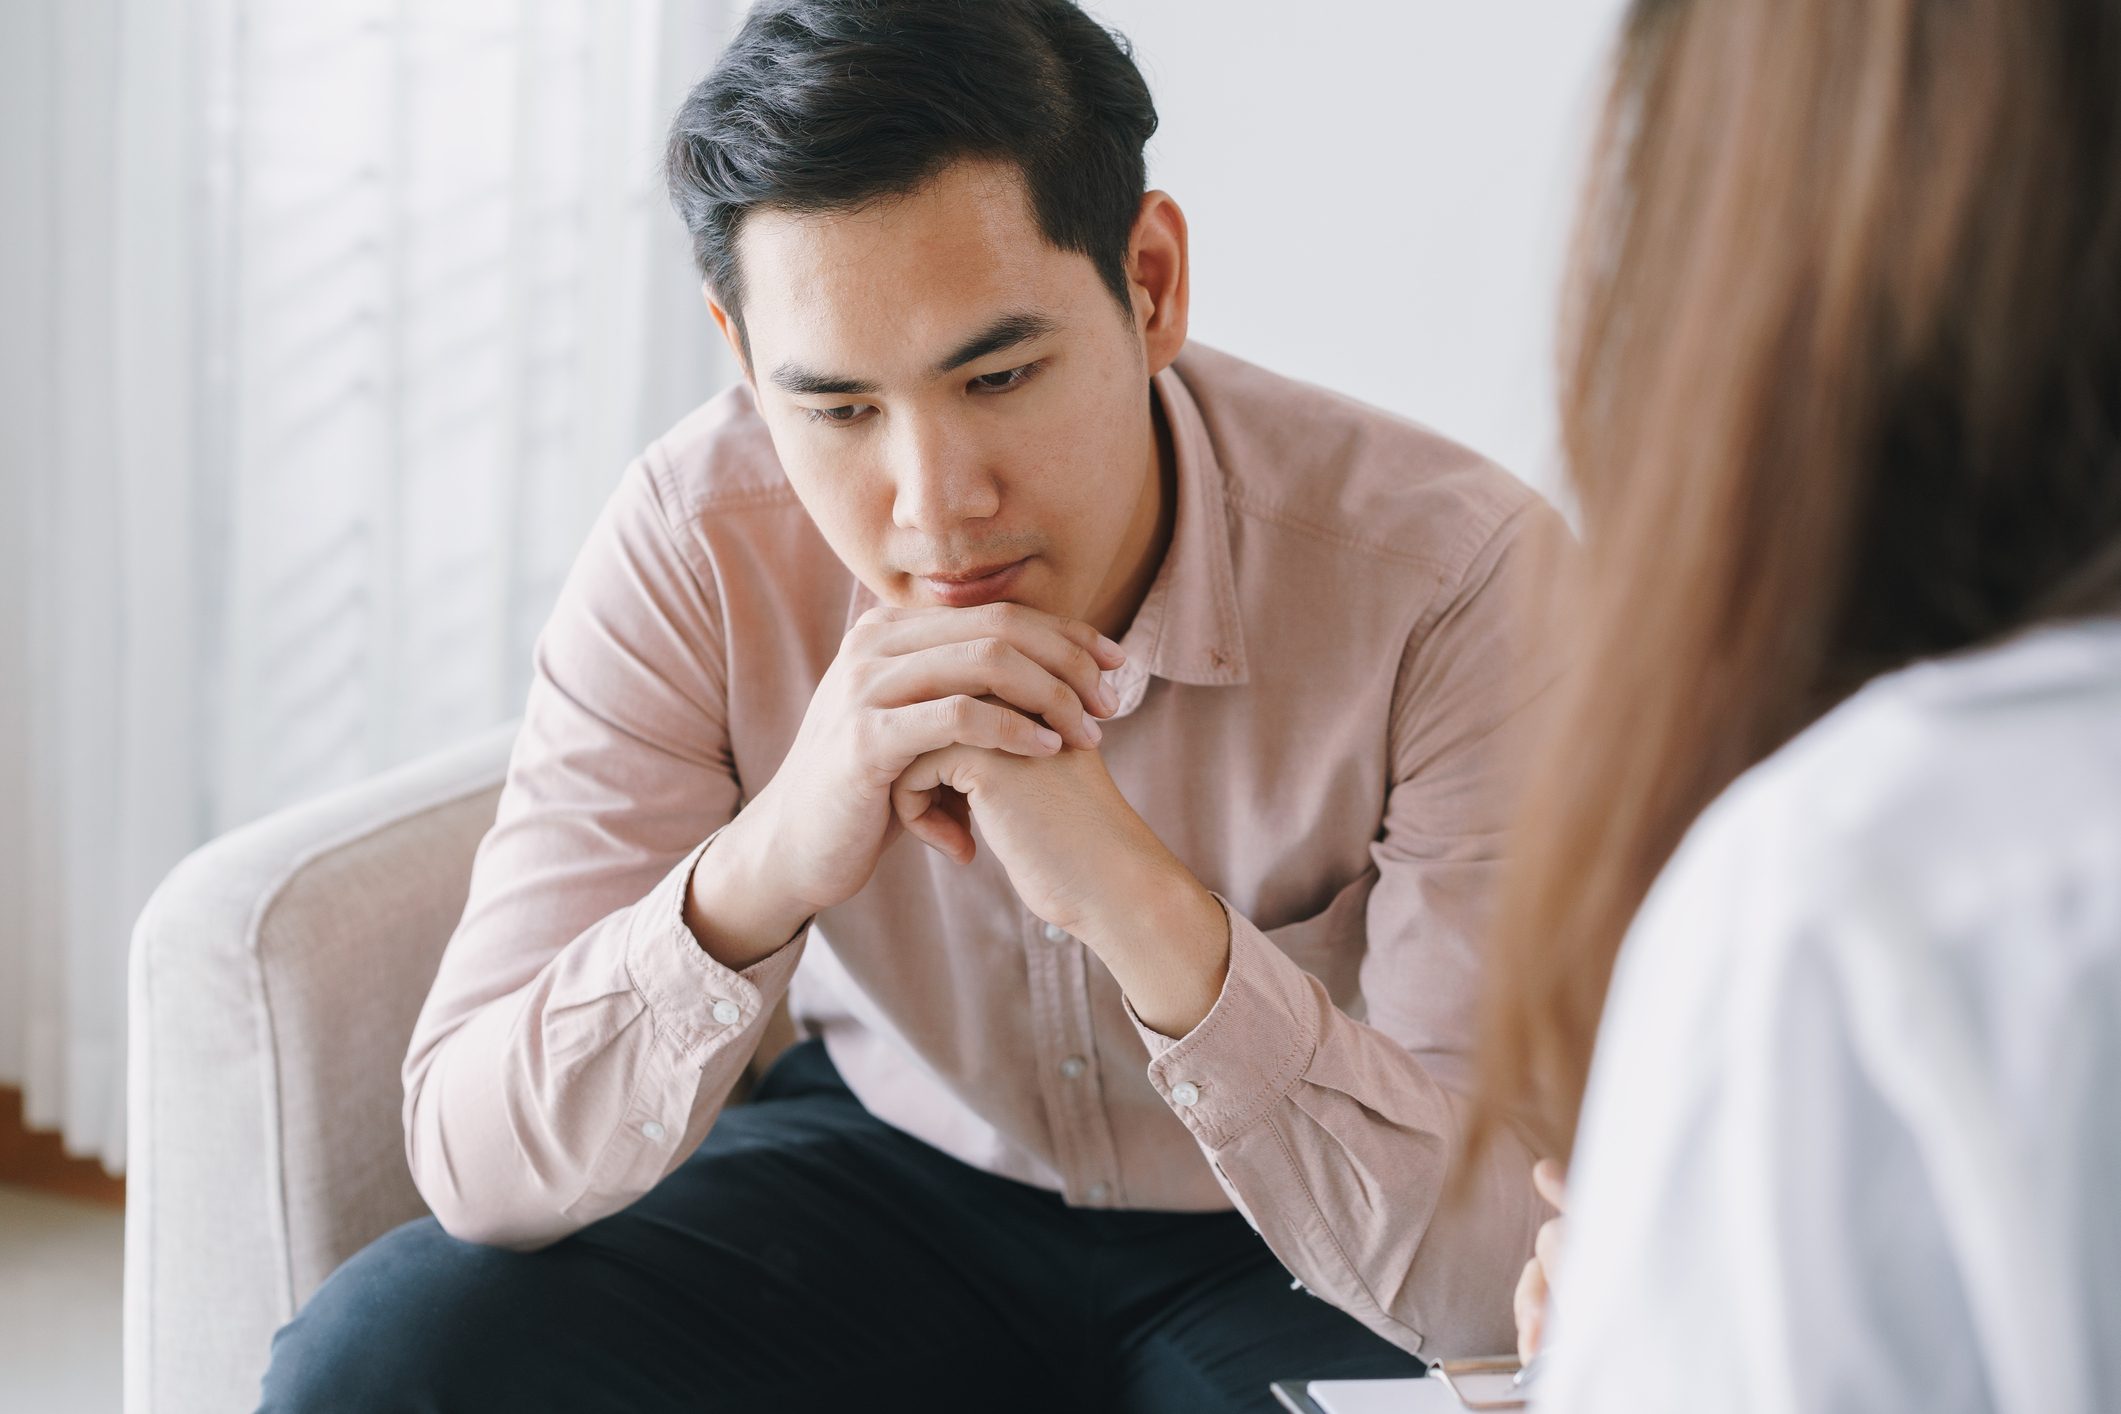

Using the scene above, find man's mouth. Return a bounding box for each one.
[919,557,1030,608]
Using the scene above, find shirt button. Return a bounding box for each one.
[640,1121,666,1141]
[1085,1182,1109,1204]
[1042,922,1069,943]
[711,1000,741,1025]
[1058,1055,1087,1080]
[1170,1081,1202,1108]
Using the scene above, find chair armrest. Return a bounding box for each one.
[124,720,519,1414]
[123,716,797,1414]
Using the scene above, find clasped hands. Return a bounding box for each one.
[691,601,1229,1037]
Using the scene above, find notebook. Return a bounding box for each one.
[1277,1376,1456,1414]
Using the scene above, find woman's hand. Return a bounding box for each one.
[1514,1159,1569,1365]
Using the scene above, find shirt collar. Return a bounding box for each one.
[843,358,1249,717]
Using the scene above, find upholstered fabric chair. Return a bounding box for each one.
[122,721,791,1413]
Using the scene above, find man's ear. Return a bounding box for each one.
[704,284,751,379]
[1126,192,1190,378]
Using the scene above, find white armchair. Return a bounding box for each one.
[123,721,519,1414]
[122,722,796,1413]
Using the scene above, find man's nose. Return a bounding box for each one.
[889,418,1001,532]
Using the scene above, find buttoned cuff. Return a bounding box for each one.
[1124,897,1322,1150]
[623,830,809,1067]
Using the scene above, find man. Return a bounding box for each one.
[259,2,1561,1409]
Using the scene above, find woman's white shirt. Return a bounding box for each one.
[1538,619,2121,1414]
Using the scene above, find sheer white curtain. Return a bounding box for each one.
[0,0,738,1172]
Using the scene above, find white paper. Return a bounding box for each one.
[1309,1376,1461,1414]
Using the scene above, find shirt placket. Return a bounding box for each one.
[1023,914,1127,1206]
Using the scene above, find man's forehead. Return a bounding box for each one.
[734,162,1092,375]
[740,159,1040,278]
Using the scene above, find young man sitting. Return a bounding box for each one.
[258,2,1563,1409]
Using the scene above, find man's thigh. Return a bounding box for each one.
[1100,1213,1427,1414]
[257,1042,1078,1413]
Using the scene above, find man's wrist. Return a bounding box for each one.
[1079,855,1230,1039]
[681,809,815,972]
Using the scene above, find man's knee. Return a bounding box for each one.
[255,1217,529,1413]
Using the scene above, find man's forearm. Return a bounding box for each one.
[1125,908,1539,1359]
[682,809,816,970]
[1077,853,1231,1039]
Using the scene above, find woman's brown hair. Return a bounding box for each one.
[1476,0,2121,1161]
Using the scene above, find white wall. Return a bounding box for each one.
[1090,0,1629,498]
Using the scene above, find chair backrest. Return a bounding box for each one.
[124,720,518,1414]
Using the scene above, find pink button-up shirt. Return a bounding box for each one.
[402,342,1561,1357]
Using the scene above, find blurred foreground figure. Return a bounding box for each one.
[1481,2,2121,1411]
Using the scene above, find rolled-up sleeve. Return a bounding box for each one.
[401,450,804,1249]
[1128,499,1569,1358]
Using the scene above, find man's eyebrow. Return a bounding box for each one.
[766,312,1058,397]
[769,364,880,397]
[932,312,1059,376]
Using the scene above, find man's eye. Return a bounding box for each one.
[804,403,871,426]
[969,362,1041,394]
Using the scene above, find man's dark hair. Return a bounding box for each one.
[664,0,1159,352]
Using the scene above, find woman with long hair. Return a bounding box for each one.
[1481,1,2121,1408]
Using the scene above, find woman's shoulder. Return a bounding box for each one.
[1600,617,2121,1078]
[1666,617,2121,940]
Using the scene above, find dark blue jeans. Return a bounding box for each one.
[257,1039,1422,1412]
